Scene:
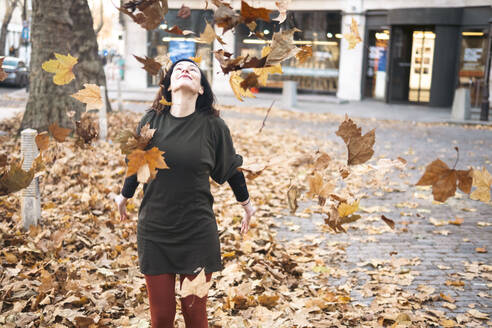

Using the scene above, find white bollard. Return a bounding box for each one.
[21,128,41,230]
[282,80,297,108]
[99,86,108,141]
[117,77,123,111]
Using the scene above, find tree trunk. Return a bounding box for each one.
[0,0,18,56]
[19,0,80,135]
[19,0,111,135]
[69,0,111,113]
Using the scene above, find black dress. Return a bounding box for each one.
[127,109,243,275]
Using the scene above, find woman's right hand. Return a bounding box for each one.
[114,194,129,221]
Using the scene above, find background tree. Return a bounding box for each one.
[19,0,111,135]
[0,0,19,56]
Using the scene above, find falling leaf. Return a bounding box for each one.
[119,0,168,30]
[335,115,375,165]
[238,163,266,180]
[343,18,362,49]
[296,45,313,64]
[307,172,334,206]
[213,1,240,33]
[381,215,395,229]
[116,122,155,155]
[266,28,301,66]
[198,22,225,45]
[35,132,50,152]
[230,71,255,101]
[48,122,72,142]
[416,148,473,202]
[252,46,282,86]
[0,57,7,82]
[240,1,272,24]
[287,184,299,213]
[70,84,103,112]
[470,167,492,203]
[177,4,191,19]
[274,0,290,23]
[126,147,169,183]
[180,268,213,298]
[239,72,260,90]
[41,53,78,85]
[0,157,39,196]
[165,25,194,36]
[133,55,162,75]
[75,113,99,147]
[313,151,331,171]
[159,96,172,106]
[189,56,202,64]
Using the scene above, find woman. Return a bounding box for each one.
[115,58,256,327]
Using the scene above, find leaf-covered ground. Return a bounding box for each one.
[0,105,491,327]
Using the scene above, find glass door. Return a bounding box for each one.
[408,31,435,103]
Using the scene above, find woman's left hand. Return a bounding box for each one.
[241,201,256,234]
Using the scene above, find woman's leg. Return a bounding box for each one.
[178,272,213,328]
[144,273,177,328]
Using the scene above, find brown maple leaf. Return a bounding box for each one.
[48,122,72,142]
[335,114,375,165]
[0,155,44,196]
[119,0,168,30]
[116,122,156,155]
[165,25,194,36]
[213,2,240,33]
[296,45,313,64]
[35,132,50,153]
[240,1,272,24]
[198,22,225,45]
[266,28,301,66]
[134,55,162,75]
[306,172,334,206]
[416,147,473,202]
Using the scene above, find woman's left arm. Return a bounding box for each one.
[227,170,256,234]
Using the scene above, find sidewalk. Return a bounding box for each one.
[1,86,491,125]
[106,86,490,125]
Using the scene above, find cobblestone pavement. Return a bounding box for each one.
[221,109,492,325]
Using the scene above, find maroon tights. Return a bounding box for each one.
[144,272,212,328]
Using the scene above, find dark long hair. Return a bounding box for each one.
[147,58,219,116]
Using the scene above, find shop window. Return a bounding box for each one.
[458,30,488,108]
[147,9,214,86]
[364,30,389,99]
[236,11,341,94]
[408,31,435,103]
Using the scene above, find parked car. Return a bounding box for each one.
[1,56,29,87]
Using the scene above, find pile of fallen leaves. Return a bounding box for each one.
[2,106,490,327]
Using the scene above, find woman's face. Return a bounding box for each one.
[169,61,203,95]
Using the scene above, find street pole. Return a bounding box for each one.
[480,19,492,121]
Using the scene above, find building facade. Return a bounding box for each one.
[121,0,491,108]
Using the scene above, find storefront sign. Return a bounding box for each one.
[168,40,196,63]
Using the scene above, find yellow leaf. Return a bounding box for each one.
[190,56,202,64]
[338,200,359,218]
[180,268,212,298]
[70,84,103,111]
[470,167,492,203]
[41,53,78,85]
[229,71,255,102]
[159,96,172,106]
[343,18,362,50]
[198,22,225,45]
